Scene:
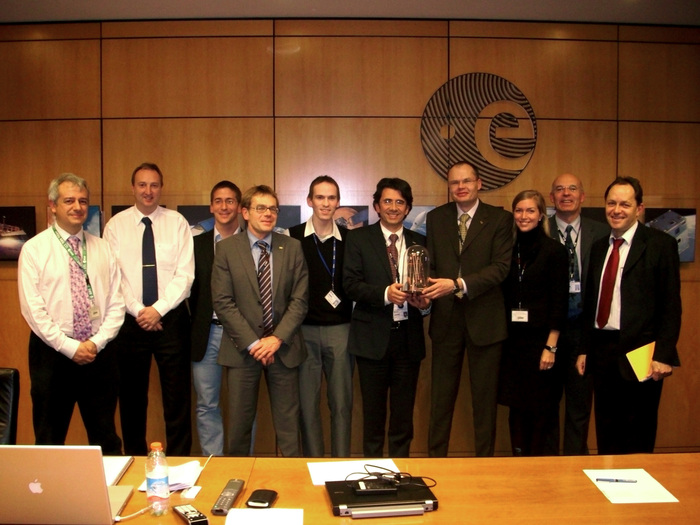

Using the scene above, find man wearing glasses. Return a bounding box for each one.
[212,185,308,456]
[548,174,608,455]
[422,161,513,457]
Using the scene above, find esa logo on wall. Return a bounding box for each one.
[421,72,537,191]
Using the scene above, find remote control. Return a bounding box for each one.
[173,504,208,525]
[211,478,245,515]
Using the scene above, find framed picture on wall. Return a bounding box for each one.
[0,206,36,261]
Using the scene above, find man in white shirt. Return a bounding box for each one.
[18,173,125,454]
[104,162,194,456]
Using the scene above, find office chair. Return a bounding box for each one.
[0,368,19,445]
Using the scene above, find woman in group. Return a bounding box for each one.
[499,190,569,456]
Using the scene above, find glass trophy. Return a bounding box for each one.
[402,245,430,294]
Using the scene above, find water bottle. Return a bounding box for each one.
[145,441,170,515]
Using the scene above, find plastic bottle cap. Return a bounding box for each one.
[150,442,163,450]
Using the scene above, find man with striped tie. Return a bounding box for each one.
[212,185,308,456]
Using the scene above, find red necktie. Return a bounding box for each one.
[596,238,624,328]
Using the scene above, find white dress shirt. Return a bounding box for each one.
[18,224,125,359]
[103,205,194,318]
[595,221,638,330]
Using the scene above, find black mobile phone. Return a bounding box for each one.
[246,489,278,508]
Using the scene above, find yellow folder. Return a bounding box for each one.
[626,342,654,382]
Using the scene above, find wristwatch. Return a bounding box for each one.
[545,345,557,353]
[452,279,461,295]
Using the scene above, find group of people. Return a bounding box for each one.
[18,160,681,459]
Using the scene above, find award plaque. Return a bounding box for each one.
[402,245,430,294]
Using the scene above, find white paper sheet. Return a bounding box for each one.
[102,455,133,486]
[583,468,678,504]
[307,459,400,486]
[224,508,303,524]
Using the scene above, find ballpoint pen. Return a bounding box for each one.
[596,478,637,483]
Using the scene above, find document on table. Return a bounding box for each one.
[584,468,678,503]
[307,459,400,486]
[225,508,303,524]
[137,460,204,491]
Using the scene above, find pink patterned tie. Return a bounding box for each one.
[68,236,92,341]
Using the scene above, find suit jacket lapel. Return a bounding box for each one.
[370,222,396,283]
[622,223,647,276]
[271,233,285,300]
[236,233,260,291]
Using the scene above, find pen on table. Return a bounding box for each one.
[596,478,637,483]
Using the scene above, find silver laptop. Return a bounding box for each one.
[0,445,133,525]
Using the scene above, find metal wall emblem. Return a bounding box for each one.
[421,72,537,190]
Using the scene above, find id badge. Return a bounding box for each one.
[569,281,581,293]
[325,290,341,309]
[511,309,528,322]
[393,303,408,322]
[88,305,100,320]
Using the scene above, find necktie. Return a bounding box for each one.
[68,236,92,341]
[142,217,158,306]
[565,225,581,318]
[387,233,399,283]
[458,213,470,251]
[257,241,273,337]
[596,238,624,328]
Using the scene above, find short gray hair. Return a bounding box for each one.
[48,173,89,203]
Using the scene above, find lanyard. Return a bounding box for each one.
[52,226,95,302]
[515,243,527,310]
[312,234,336,291]
[558,226,580,281]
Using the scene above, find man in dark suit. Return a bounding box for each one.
[189,180,242,456]
[548,173,609,455]
[343,178,430,457]
[577,176,681,454]
[212,185,308,456]
[422,161,513,457]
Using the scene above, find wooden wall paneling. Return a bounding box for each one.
[619,42,700,122]
[655,281,700,450]
[0,39,100,120]
[102,37,273,118]
[0,22,100,41]
[102,19,272,38]
[275,19,447,37]
[102,118,274,218]
[274,117,446,210]
[450,20,617,41]
[507,120,619,204]
[0,120,103,207]
[619,25,700,44]
[449,38,618,120]
[274,36,448,116]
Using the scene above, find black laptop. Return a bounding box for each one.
[325,477,438,519]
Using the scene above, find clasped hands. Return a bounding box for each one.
[387,282,431,309]
[250,335,282,366]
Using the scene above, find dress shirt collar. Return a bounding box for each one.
[52,222,81,241]
[246,229,273,250]
[610,220,638,246]
[303,217,342,242]
[555,214,582,237]
[378,222,404,245]
[132,204,162,225]
[456,199,479,220]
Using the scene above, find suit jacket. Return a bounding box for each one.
[583,222,681,370]
[548,215,609,299]
[343,222,427,362]
[211,231,309,368]
[189,229,216,362]
[427,201,513,347]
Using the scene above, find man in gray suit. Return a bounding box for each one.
[548,173,609,455]
[212,185,309,456]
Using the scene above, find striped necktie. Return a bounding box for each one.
[257,241,273,337]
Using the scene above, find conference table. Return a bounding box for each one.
[117,453,700,523]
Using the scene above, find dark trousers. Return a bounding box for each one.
[28,332,122,455]
[590,330,663,455]
[508,405,559,456]
[429,301,502,457]
[356,323,420,458]
[548,317,594,455]
[113,302,192,456]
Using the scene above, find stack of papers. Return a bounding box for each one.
[138,460,204,492]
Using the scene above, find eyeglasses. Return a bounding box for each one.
[251,205,280,215]
[213,198,237,206]
[553,185,579,193]
[448,178,479,187]
[381,198,407,207]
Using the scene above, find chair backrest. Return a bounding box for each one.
[0,368,20,445]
